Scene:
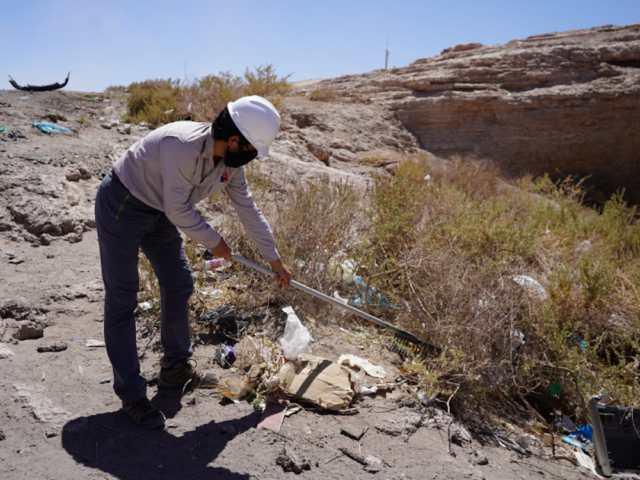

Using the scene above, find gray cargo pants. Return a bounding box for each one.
[95,171,194,402]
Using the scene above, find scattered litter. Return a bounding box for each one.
[204,257,230,271]
[339,447,369,466]
[355,345,365,350]
[351,275,390,308]
[220,364,265,403]
[279,306,312,360]
[198,305,247,345]
[418,390,437,406]
[365,455,382,466]
[511,275,548,300]
[85,340,106,348]
[278,354,354,410]
[358,386,379,395]
[339,327,352,334]
[285,406,302,417]
[216,343,236,368]
[589,398,640,477]
[514,434,530,449]
[494,433,527,454]
[0,126,10,132]
[338,354,386,378]
[198,289,223,298]
[137,301,151,311]
[332,291,350,315]
[556,415,577,433]
[37,342,68,353]
[276,446,311,473]
[78,366,84,376]
[32,121,70,134]
[257,400,287,432]
[340,425,365,440]
[546,382,562,395]
[574,450,603,477]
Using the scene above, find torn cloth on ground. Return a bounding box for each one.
[33,121,69,134]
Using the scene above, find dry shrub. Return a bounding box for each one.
[119,64,291,126]
[308,89,341,102]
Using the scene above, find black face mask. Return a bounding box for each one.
[224,147,258,168]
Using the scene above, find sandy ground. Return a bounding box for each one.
[0,88,595,480]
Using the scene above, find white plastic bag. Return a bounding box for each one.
[279,307,312,360]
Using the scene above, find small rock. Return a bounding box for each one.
[3,250,15,256]
[276,446,311,474]
[13,322,44,340]
[101,123,111,130]
[7,258,24,264]
[184,396,196,406]
[37,342,68,353]
[99,378,111,384]
[65,168,91,182]
[44,430,59,438]
[0,428,5,440]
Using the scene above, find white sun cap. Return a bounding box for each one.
[227,96,281,157]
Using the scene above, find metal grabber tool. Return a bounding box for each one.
[231,254,440,359]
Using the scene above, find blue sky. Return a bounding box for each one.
[1,0,638,92]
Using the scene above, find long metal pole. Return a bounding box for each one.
[231,254,419,341]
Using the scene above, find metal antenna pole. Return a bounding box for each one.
[384,41,389,70]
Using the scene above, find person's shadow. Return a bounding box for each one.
[61,388,262,479]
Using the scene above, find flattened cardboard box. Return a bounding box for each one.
[278,354,354,410]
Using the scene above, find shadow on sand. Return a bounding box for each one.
[61,387,261,479]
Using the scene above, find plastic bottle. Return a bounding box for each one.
[204,258,231,271]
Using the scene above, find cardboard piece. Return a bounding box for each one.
[278,354,354,411]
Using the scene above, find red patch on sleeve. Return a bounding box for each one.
[221,172,228,183]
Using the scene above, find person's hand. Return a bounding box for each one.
[269,259,292,288]
[210,238,232,262]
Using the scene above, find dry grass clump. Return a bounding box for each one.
[118,64,291,126]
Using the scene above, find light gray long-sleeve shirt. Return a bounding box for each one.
[112,121,280,262]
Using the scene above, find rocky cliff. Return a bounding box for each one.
[301,24,640,192]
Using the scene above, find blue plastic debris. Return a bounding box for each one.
[561,424,594,452]
[351,275,392,308]
[0,125,10,132]
[32,121,70,134]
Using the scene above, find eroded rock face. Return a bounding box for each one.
[304,24,640,192]
[275,97,420,167]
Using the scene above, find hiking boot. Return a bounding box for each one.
[158,359,219,390]
[122,397,165,429]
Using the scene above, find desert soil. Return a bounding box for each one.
[0,89,594,479]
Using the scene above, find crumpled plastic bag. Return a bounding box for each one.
[279,307,312,360]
